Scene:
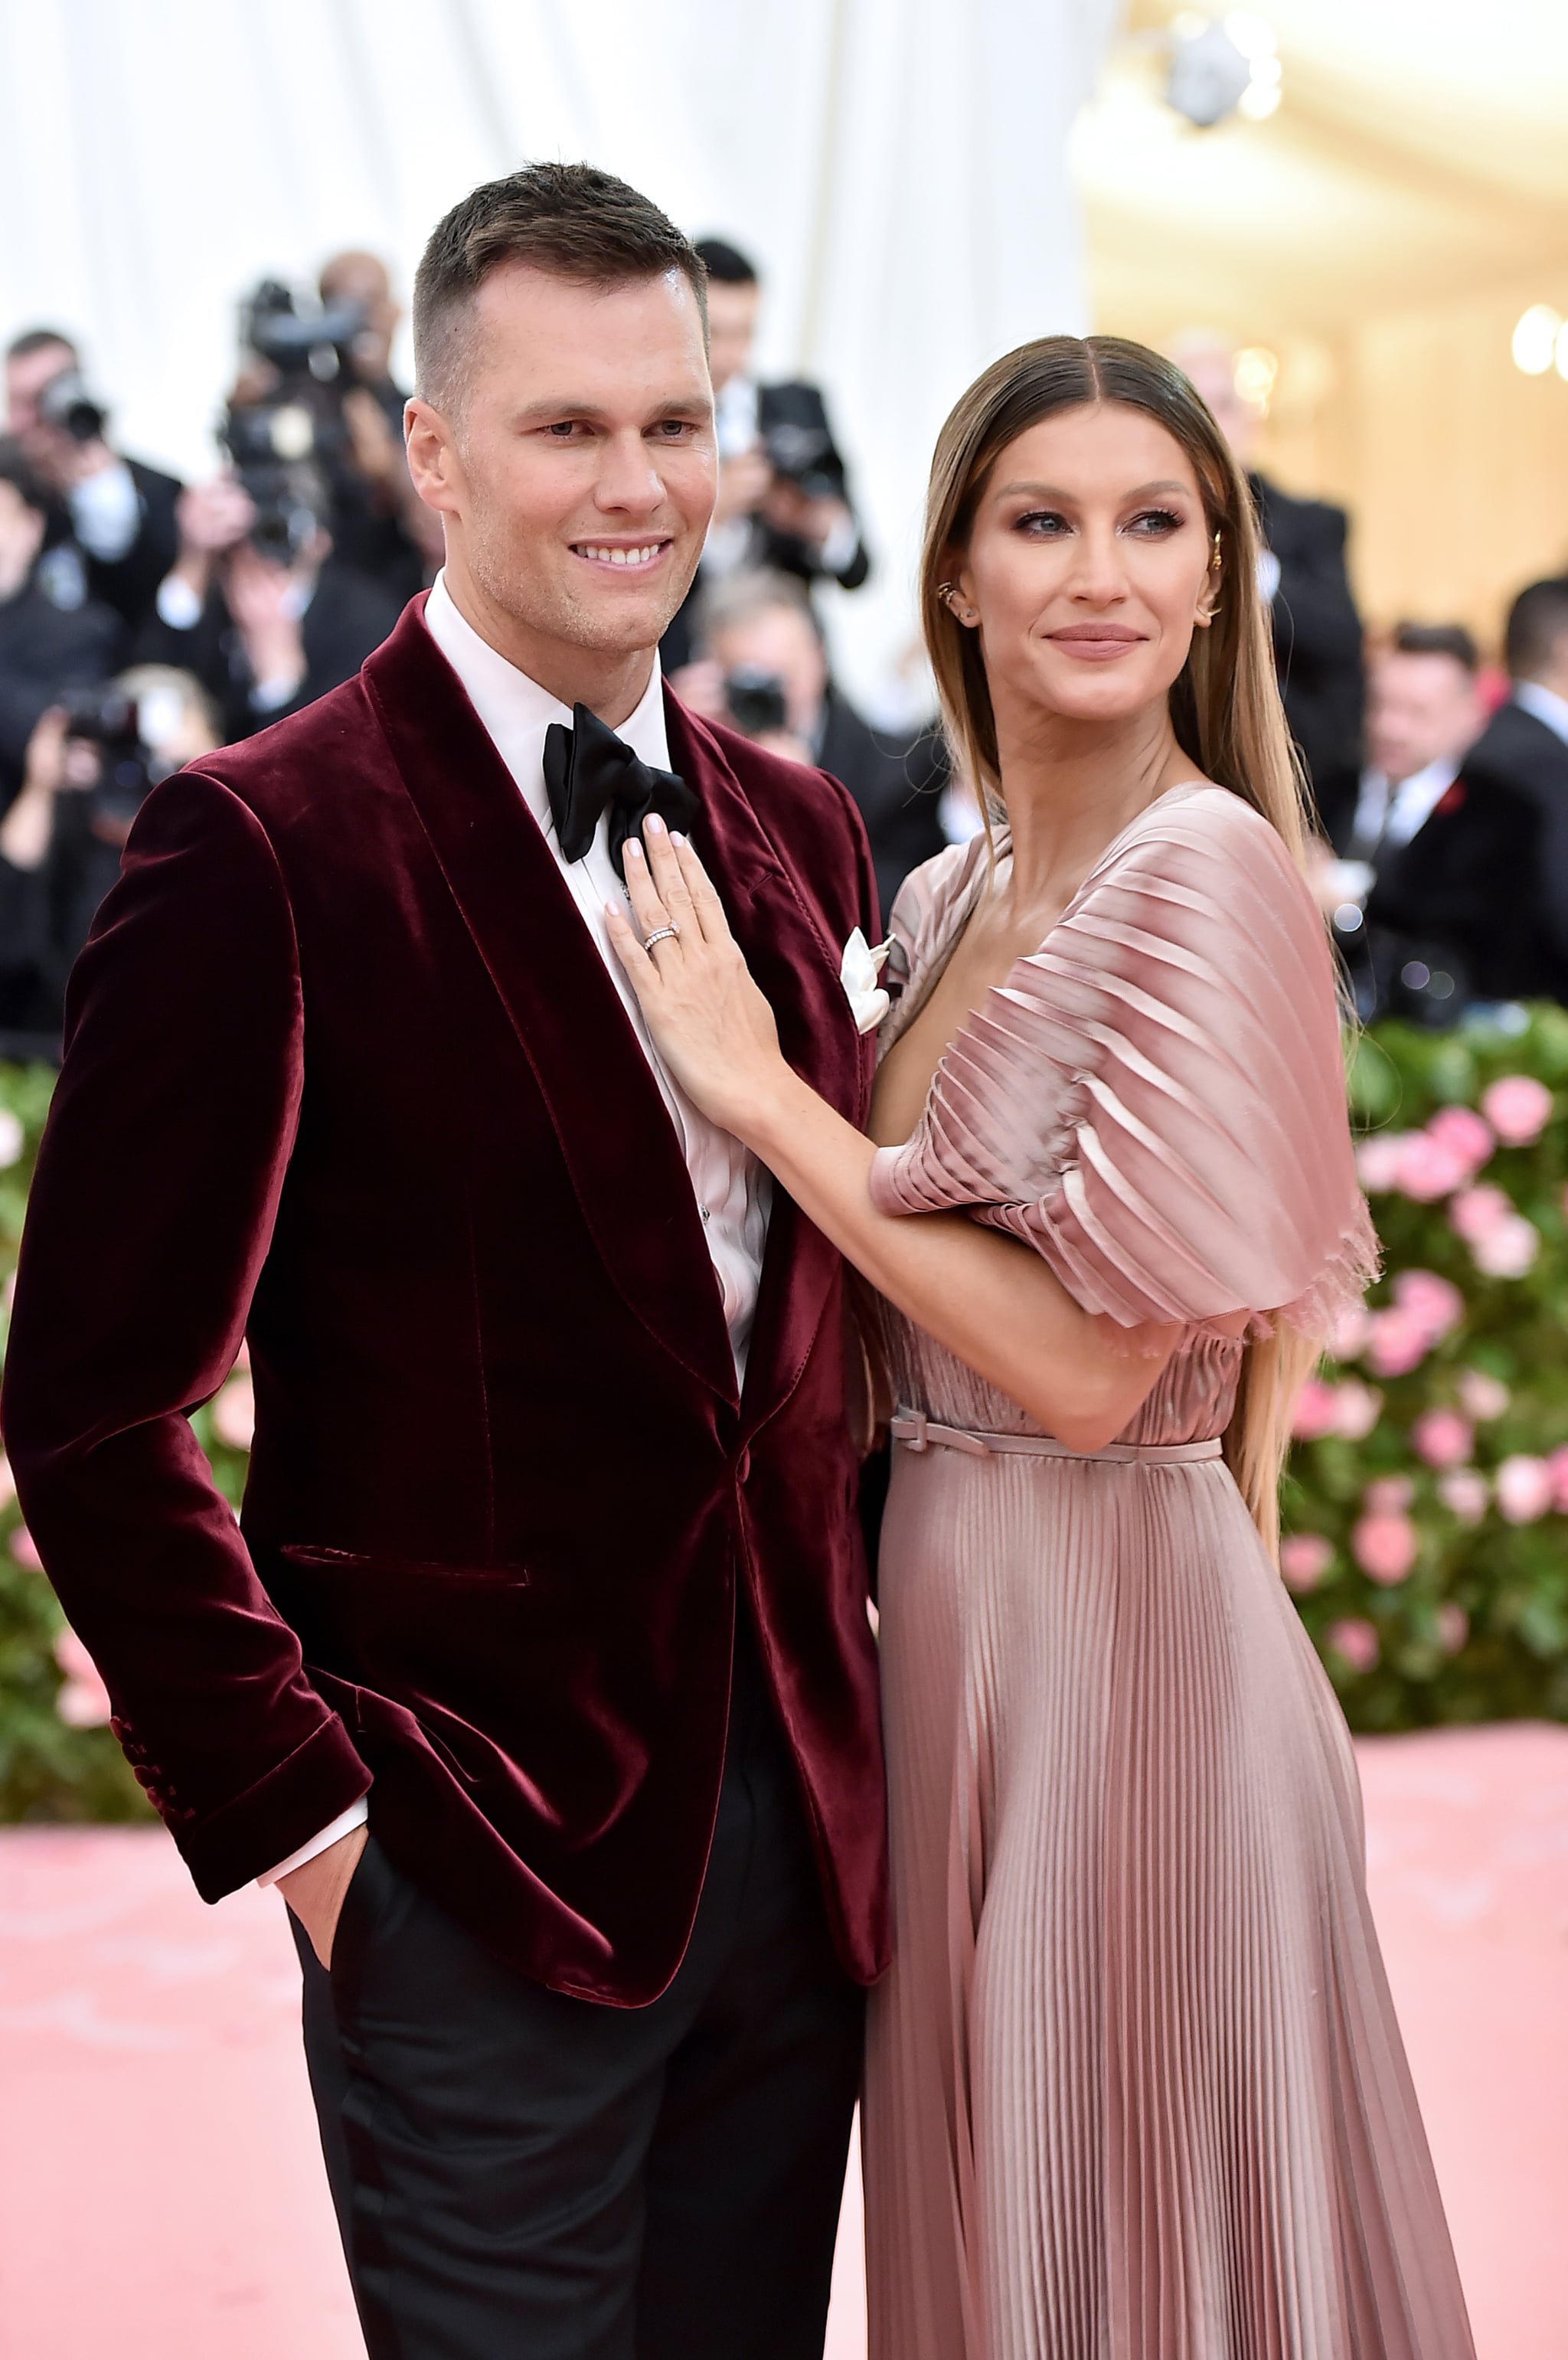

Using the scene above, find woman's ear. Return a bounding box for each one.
[1194,528,1223,628]
[936,550,980,629]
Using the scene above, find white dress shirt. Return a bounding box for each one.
[1348,754,1462,858]
[1514,679,1568,749]
[259,569,770,1889]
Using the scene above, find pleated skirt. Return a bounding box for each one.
[861,1438,1477,2360]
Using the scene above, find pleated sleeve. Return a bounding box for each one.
[871,789,1375,1339]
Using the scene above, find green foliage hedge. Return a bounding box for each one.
[3,1014,1567,1819]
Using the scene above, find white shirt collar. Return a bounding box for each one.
[1514,679,1568,750]
[420,569,670,835]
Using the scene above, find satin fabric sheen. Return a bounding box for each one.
[861,788,1474,2358]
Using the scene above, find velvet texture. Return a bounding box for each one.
[2,600,888,2004]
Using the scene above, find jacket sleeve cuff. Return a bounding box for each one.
[178,1716,373,1904]
[255,1794,370,1888]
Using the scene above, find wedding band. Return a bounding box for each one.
[642,925,679,953]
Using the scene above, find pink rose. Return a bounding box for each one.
[1481,1074,1553,1146]
[1426,1104,1495,1172]
[1355,1133,1413,1193]
[1328,1302,1373,1362]
[1279,1533,1334,1593]
[1291,1378,1339,1441]
[1436,1602,1469,1655]
[1495,1454,1553,1523]
[1331,1381,1384,1441]
[1351,1510,1419,1584]
[211,1374,256,1452]
[1412,1408,1473,1469]
[1364,1309,1429,1378]
[9,1525,41,1569]
[1547,1445,1568,1513]
[1364,1475,1415,1512]
[1449,1184,1514,1244]
[53,1629,112,1728]
[1469,1214,1540,1278]
[1326,1616,1380,1674]
[1391,1268,1465,1342]
[1437,1469,1488,1524]
[1457,1368,1510,1421]
[1393,1133,1472,1201]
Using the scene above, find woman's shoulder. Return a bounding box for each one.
[1082,780,1306,913]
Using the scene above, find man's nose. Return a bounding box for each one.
[593,431,665,515]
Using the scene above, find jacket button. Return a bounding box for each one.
[735,1448,751,1485]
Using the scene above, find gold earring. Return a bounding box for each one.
[938,581,978,626]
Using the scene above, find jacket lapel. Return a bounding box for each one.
[663,699,870,1439]
[363,605,738,1405]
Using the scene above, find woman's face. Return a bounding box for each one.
[950,400,1216,734]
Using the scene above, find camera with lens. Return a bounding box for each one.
[724,666,791,740]
[756,387,847,504]
[57,685,155,829]
[37,368,109,446]
[221,279,368,561]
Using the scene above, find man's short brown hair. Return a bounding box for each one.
[413,162,707,412]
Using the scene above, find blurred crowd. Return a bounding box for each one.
[3,260,1568,1056]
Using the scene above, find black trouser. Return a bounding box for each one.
[290,1637,864,2359]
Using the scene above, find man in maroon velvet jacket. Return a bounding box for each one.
[2,166,886,2360]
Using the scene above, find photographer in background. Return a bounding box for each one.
[0,438,121,817]
[684,570,946,920]
[135,463,400,743]
[312,250,439,600]
[663,238,870,672]
[5,328,183,640]
[0,666,217,1051]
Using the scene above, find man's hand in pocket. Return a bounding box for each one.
[278,1824,369,1969]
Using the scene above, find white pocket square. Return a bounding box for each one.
[840,928,892,1035]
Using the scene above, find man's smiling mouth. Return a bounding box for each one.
[570,541,671,570]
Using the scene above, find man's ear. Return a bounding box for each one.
[404,397,461,518]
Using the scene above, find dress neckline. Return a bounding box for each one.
[880,778,1214,1074]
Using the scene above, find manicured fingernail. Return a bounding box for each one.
[603,901,619,920]
[626,839,644,861]
[645,813,666,835]
[670,831,687,848]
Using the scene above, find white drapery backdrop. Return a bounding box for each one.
[0,0,1115,698]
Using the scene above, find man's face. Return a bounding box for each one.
[710,603,828,741]
[407,263,716,668]
[5,338,78,467]
[320,252,399,382]
[1366,651,1485,784]
[705,280,760,397]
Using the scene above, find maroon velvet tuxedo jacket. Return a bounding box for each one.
[2,600,890,2002]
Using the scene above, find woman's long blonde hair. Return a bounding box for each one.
[921,334,1321,1552]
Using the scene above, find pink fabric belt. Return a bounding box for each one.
[890,1409,1225,1466]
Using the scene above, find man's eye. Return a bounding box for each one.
[544,420,583,440]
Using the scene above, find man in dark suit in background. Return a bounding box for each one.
[1312,622,1538,1015]
[5,328,183,641]
[1459,576,1568,1001]
[682,569,947,921]
[662,239,870,672]
[1174,334,1364,794]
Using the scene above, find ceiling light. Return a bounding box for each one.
[1166,13,1284,129]
[1512,305,1562,375]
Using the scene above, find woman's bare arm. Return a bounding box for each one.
[608,822,1181,1451]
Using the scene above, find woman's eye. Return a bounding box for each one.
[1014,509,1070,536]
[1127,508,1183,535]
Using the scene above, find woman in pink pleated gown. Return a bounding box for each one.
[606,334,1475,2359]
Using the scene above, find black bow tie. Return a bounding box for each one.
[542,702,698,881]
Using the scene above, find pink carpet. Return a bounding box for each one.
[2,1724,1563,2359]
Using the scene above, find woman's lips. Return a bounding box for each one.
[1046,625,1145,662]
